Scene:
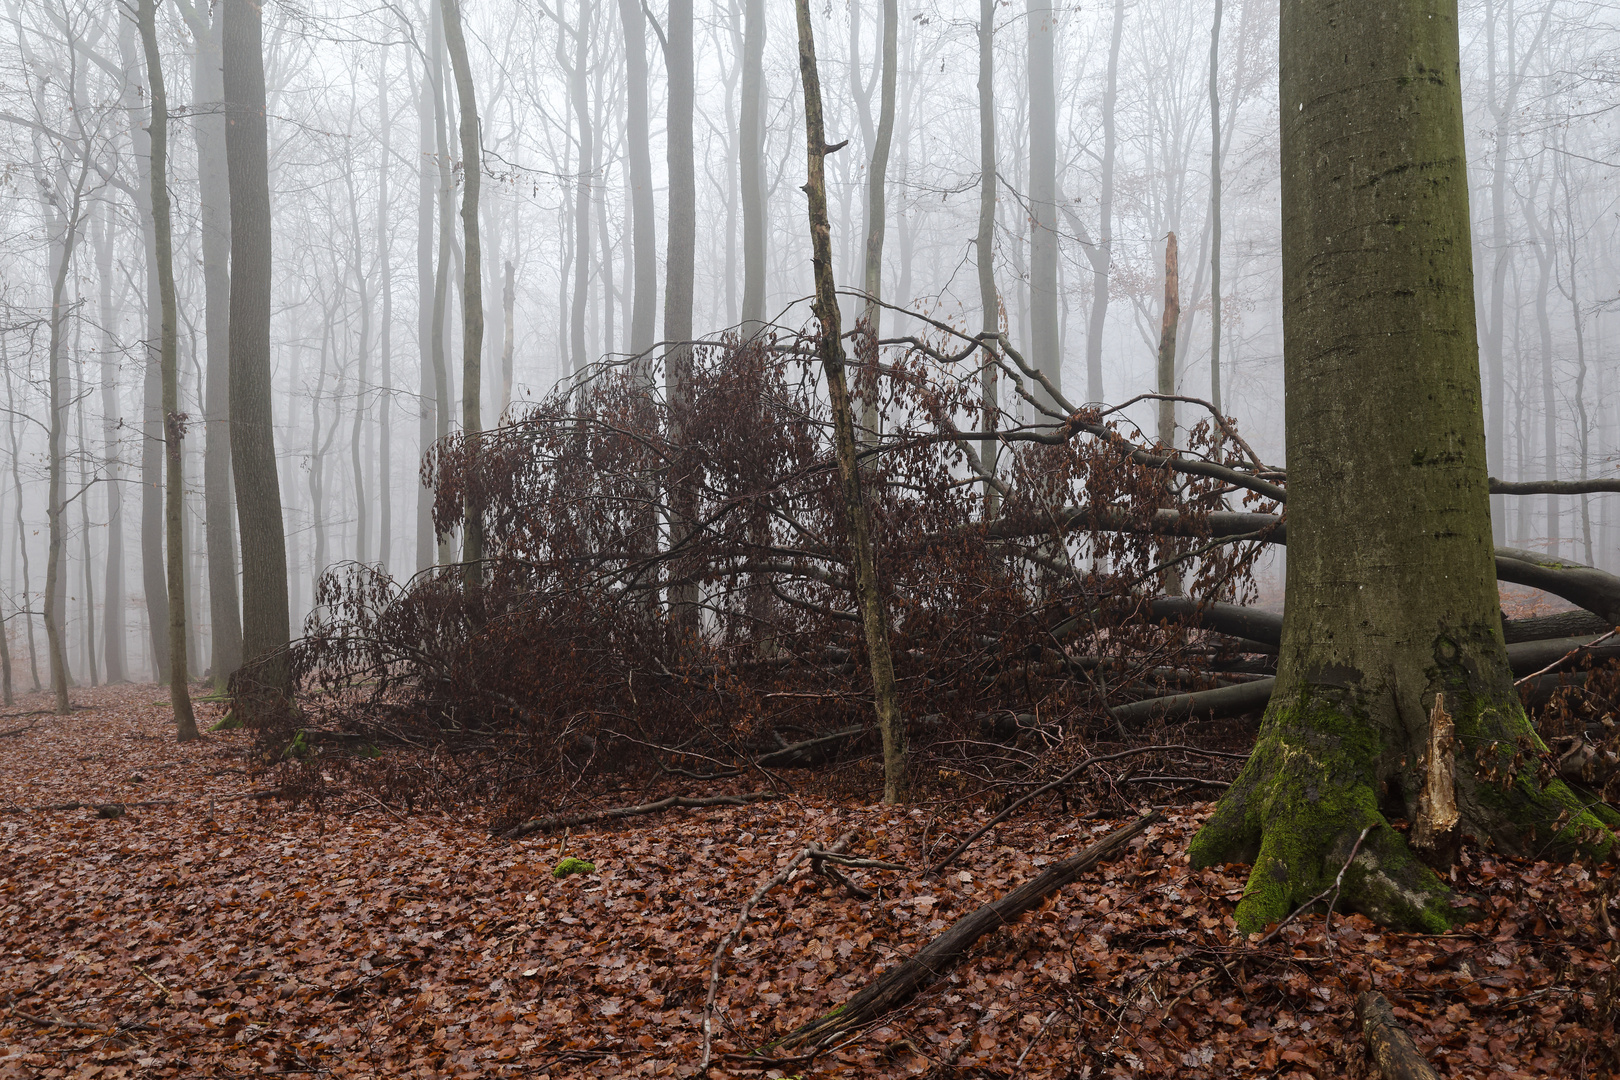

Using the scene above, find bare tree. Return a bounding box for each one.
[223,0,292,697]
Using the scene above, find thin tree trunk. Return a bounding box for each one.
[139,0,199,737]
[1208,0,1222,415]
[795,0,907,805]
[224,0,293,701]
[73,316,97,688]
[428,2,454,567]
[377,44,394,573]
[1084,0,1123,405]
[412,49,437,572]
[858,0,897,440]
[567,0,593,381]
[617,0,656,361]
[4,341,41,693]
[178,0,242,686]
[664,0,699,634]
[1158,233,1179,447]
[346,161,372,569]
[501,260,515,412]
[738,0,767,336]
[976,0,999,518]
[1026,0,1058,411]
[440,0,485,584]
[92,211,127,683]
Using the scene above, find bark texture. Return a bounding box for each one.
[224,0,292,701]
[796,0,907,805]
[1188,0,1613,933]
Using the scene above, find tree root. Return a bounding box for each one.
[765,811,1161,1054]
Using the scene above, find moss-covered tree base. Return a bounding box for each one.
[1190,685,1614,935]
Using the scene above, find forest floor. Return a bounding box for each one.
[1,685,1617,1079]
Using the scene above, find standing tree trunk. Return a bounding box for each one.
[857,0,897,440]
[975,0,998,517]
[1188,0,1614,933]
[92,210,128,683]
[177,0,243,686]
[223,0,292,702]
[664,0,699,634]
[376,44,394,572]
[1157,232,1179,447]
[138,0,199,738]
[1083,0,1122,405]
[566,0,593,382]
[440,0,484,583]
[1026,0,1059,412]
[794,0,907,805]
[617,0,657,361]
[738,0,767,337]
[1208,0,1222,415]
[412,47,437,572]
[4,343,41,694]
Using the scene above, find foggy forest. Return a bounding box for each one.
[2,0,1620,1075]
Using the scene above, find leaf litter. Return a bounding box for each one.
[1,685,1616,1078]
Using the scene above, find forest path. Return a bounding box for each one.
[0,685,1613,1078]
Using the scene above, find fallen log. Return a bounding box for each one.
[768,811,1162,1052]
[1495,549,1620,627]
[1355,991,1441,1080]
[754,725,870,768]
[1111,633,1620,725]
[497,791,775,839]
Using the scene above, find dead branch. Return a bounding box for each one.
[701,831,856,1069]
[497,791,776,839]
[1355,991,1441,1080]
[769,811,1162,1053]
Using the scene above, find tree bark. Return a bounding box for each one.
[795,0,907,805]
[1084,0,1123,405]
[91,209,127,683]
[975,0,998,515]
[738,0,767,337]
[1188,0,1614,934]
[617,0,657,359]
[412,46,437,572]
[440,0,485,584]
[1208,0,1223,414]
[139,0,199,739]
[856,0,896,440]
[1156,233,1179,448]
[1026,0,1059,411]
[664,0,699,634]
[177,0,243,686]
[376,44,394,573]
[223,0,293,702]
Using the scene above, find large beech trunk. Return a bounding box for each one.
[1188,0,1614,934]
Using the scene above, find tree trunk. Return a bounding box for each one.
[664,0,699,634]
[1208,0,1222,415]
[738,0,766,336]
[178,0,243,686]
[1083,0,1123,406]
[92,211,127,684]
[795,0,907,805]
[412,47,437,572]
[617,0,657,360]
[138,0,199,738]
[376,45,394,573]
[223,0,293,701]
[1188,0,1615,934]
[1026,0,1059,412]
[857,0,896,441]
[1157,233,1179,447]
[440,0,484,584]
[567,0,592,383]
[975,0,998,517]
[3,344,41,694]
[43,177,85,716]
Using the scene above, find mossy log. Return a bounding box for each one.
[768,811,1160,1052]
[1355,992,1440,1080]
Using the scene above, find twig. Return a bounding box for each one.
[701,831,855,1069]
[499,791,776,839]
[1513,628,1618,687]
[353,791,409,823]
[930,745,1236,873]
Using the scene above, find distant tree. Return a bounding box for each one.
[1189,0,1614,932]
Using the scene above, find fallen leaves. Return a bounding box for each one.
[0,684,1616,1079]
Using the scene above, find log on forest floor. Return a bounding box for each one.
[1355,991,1441,1080]
[761,811,1162,1055]
[497,791,776,839]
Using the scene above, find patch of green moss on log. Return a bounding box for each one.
[1189,688,1469,935]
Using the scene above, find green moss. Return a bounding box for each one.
[209,709,243,732]
[1190,687,1469,935]
[552,857,596,879]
